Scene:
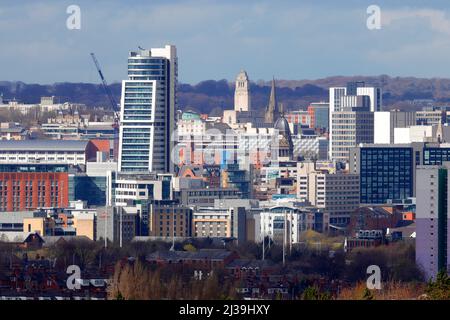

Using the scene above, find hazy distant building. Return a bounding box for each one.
[346,81,365,96]
[416,110,445,126]
[307,103,329,131]
[234,70,251,112]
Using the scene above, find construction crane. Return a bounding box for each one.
[90,53,119,122]
[90,52,120,160]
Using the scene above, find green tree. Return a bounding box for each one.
[183,243,197,252]
[362,288,374,300]
[425,270,450,300]
[302,286,332,300]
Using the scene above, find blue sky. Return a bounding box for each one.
[1,0,450,84]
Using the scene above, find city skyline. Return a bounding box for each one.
[1,0,450,84]
[0,0,449,303]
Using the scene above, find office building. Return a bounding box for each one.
[0,140,103,167]
[220,163,251,198]
[346,81,365,95]
[340,95,371,109]
[394,125,435,144]
[329,84,381,161]
[416,110,445,126]
[307,103,329,131]
[176,121,238,166]
[0,210,50,240]
[111,172,173,206]
[236,125,274,170]
[374,111,416,144]
[329,87,347,113]
[285,110,312,131]
[177,187,241,207]
[356,86,382,112]
[259,206,309,244]
[297,162,359,225]
[293,135,329,160]
[330,82,380,113]
[118,45,177,173]
[96,206,138,244]
[149,201,193,238]
[192,206,247,243]
[67,200,97,240]
[350,142,450,205]
[0,164,69,211]
[349,144,417,205]
[330,110,374,162]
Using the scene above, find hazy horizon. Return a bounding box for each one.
[3,74,450,87]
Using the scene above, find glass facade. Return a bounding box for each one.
[69,175,107,206]
[360,147,413,204]
[314,107,329,130]
[120,53,169,173]
[423,147,450,165]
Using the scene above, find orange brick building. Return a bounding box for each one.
[0,165,69,211]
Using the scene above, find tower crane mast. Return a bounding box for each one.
[90,52,120,161]
[90,53,120,125]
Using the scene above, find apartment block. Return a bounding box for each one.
[416,165,450,280]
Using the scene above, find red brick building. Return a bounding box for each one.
[0,164,69,211]
[0,171,69,211]
[0,139,109,212]
[347,206,404,235]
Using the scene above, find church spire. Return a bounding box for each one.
[437,120,443,143]
[265,76,279,124]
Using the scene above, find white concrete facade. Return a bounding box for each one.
[356,87,382,112]
[374,111,391,144]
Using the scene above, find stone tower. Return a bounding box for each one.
[234,70,251,112]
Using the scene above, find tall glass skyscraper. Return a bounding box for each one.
[118,45,177,173]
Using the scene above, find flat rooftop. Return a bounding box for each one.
[0,139,89,151]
